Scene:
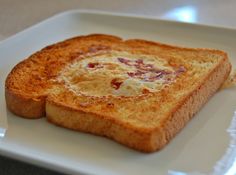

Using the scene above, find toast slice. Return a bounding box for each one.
[5,34,231,152]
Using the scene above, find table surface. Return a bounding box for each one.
[1,0,236,174]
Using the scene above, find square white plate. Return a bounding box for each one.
[0,10,236,175]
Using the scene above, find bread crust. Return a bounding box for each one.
[46,101,159,152]
[5,89,45,118]
[5,34,232,152]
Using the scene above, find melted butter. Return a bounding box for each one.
[58,51,180,97]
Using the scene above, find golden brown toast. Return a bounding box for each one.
[5,34,231,152]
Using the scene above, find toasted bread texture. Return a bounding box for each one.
[5,34,231,152]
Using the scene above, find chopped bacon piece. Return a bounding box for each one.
[87,62,99,68]
[111,79,123,90]
[135,70,145,76]
[147,72,164,82]
[135,59,144,64]
[117,57,132,65]
[117,57,186,83]
[142,88,150,94]
[128,69,169,82]
[176,66,186,74]
[127,70,145,78]
[127,72,135,77]
[134,59,154,71]
[87,62,103,69]
[135,63,154,71]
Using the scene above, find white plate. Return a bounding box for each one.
[0,10,236,175]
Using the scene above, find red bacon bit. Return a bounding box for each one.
[111,78,123,90]
[117,57,184,82]
[128,69,173,82]
[127,70,145,78]
[135,59,144,64]
[87,62,98,68]
[142,88,150,94]
[117,57,132,65]
[135,63,154,71]
[87,62,103,69]
[147,72,164,82]
[134,59,154,71]
[155,69,171,75]
[127,72,135,77]
[175,66,186,74]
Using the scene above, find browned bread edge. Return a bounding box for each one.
[5,89,45,118]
